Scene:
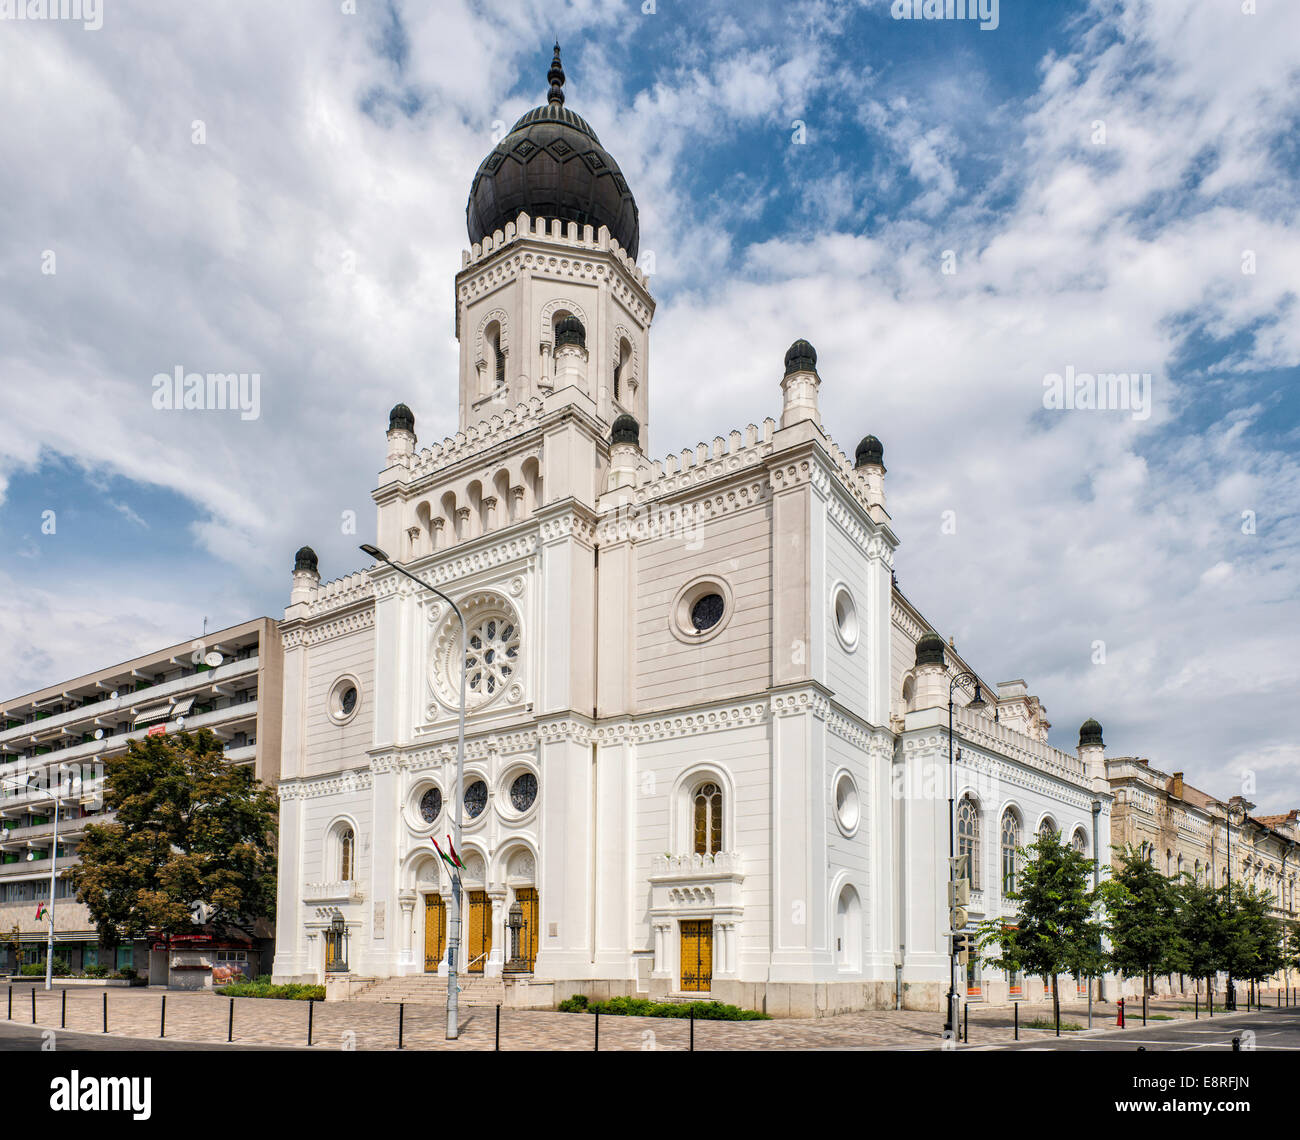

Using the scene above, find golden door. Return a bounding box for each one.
[424,895,446,973]
[467,890,491,973]
[680,920,713,992]
[516,887,539,971]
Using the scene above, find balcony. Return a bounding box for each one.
[304,881,362,903]
[0,855,77,879]
[648,852,744,914]
[0,655,260,748]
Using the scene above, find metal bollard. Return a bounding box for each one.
[493,1003,498,1052]
[30,987,35,1025]
[228,997,234,1042]
[6,986,9,1021]
[61,989,66,1029]
[1014,1002,1019,1041]
[1142,993,1147,1026]
[1232,1036,1241,1052]
[400,1002,405,1050]
[964,1002,969,1043]
[594,1010,599,1052]
[690,1011,695,1052]
[102,991,107,1033]
[160,995,166,1039]
[1195,993,1199,1020]
[307,999,314,1047]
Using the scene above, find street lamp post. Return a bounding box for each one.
[2,773,67,991]
[1225,800,1245,1012]
[361,543,467,1040]
[1090,797,1103,1025]
[946,671,986,1037]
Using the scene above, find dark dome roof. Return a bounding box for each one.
[610,413,640,447]
[388,403,415,433]
[784,339,817,376]
[1079,718,1104,748]
[293,546,318,573]
[855,435,884,468]
[555,314,586,349]
[466,44,640,260]
[915,631,946,667]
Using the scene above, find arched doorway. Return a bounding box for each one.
[835,884,862,971]
[424,893,446,973]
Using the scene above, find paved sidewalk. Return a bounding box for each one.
[3,986,1289,1051]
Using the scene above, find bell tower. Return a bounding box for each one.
[455,45,654,448]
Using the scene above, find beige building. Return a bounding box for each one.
[0,617,282,977]
[1089,720,1299,995]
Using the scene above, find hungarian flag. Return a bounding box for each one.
[431,836,464,871]
[35,902,47,921]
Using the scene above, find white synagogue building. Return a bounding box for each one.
[270,46,1113,1015]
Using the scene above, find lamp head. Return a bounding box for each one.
[359,544,388,562]
[967,682,988,711]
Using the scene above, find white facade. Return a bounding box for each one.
[271,62,1113,1015]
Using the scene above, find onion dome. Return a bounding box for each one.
[855,435,884,468]
[555,315,586,349]
[784,339,818,376]
[1079,719,1104,748]
[465,43,640,259]
[610,413,640,447]
[293,546,319,573]
[388,403,415,433]
[915,631,946,667]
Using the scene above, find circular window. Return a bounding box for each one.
[509,772,538,812]
[464,780,488,819]
[467,617,520,698]
[328,676,361,724]
[690,594,725,631]
[835,771,860,835]
[419,787,442,824]
[670,576,735,644]
[832,585,859,651]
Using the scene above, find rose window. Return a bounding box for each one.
[419,788,442,824]
[466,617,520,698]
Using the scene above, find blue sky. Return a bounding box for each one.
[1,0,1298,809]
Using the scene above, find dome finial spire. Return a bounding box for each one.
[547,41,565,106]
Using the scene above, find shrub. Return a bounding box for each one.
[558,994,768,1020]
[216,978,325,1001]
[1022,1017,1083,1031]
[20,958,71,977]
[115,966,138,980]
[83,964,109,979]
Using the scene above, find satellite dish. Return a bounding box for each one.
[175,717,186,729]
[93,728,104,740]
[203,651,222,668]
[109,691,119,700]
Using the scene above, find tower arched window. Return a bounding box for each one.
[340,828,355,882]
[490,326,505,389]
[957,797,980,889]
[613,337,631,404]
[693,782,723,856]
[1001,810,1022,894]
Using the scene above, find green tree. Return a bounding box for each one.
[1099,845,1179,995]
[68,729,277,949]
[1169,875,1231,1003]
[976,830,1107,1033]
[1224,884,1282,1005]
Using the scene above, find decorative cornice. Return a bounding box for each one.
[281,607,375,650]
[279,769,374,800]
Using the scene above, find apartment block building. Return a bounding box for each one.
[0,617,282,979]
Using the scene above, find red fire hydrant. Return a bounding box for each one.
[1116,997,1125,1028]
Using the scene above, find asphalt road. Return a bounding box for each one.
[979,1006,1300,1051]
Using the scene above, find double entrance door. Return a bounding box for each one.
[680,920,713,992]
[425,889,538,974]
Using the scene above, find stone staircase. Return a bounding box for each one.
[350,973,509,1006]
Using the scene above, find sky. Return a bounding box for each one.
[1,0,1298,811]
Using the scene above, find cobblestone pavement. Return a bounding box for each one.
[0,986,1286,1051]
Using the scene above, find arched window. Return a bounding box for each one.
[1194,858,1201,881]
[1071,828,1088,856]
[1166,849,1173,877]
[1001,810,1022,894]
[1038,818,1057,840]
[957,797,980,889]
[693,782,723,855]
[340,828,355,882]
[613,337,631,403]
[491,329,505,389]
